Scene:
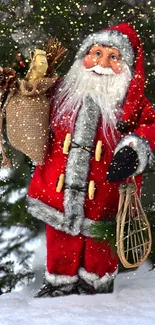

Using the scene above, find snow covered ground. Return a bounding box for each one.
[0,261,155,325]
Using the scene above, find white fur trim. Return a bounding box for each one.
[76,30,134,67]
[27,196,104,237]
[45,270,78,286]
[82,218,97,237]
[79,267,118,291]
[27,196,64,231]
[148,151,155,170]
[63,96,101,235]
[114,134,151,175]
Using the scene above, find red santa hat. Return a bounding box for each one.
[76,23,135,67]
[76,23,152,131]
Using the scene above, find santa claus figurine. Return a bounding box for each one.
[27,23,155,297]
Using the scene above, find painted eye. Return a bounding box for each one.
[95,51,102,57]
[110,54,117,60]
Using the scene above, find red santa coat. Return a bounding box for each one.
[28,101,155,228]
[27,95,155,283]
[27,23,155,286]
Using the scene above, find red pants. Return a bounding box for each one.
[46,224,118,278]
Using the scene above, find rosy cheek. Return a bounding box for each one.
[83,55,97,69]
[111,62,123,74]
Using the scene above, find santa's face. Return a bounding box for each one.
[54,45,132,138]
[83,45,123,74]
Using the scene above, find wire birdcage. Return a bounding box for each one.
[116,180,152,268]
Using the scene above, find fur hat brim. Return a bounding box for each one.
[76,29,134,67]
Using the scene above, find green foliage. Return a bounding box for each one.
[0,262,34,294]
[144,203,155,268]
[0,147,41,293]
[90,220,116,253]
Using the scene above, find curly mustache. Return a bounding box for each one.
[85,65,116,75]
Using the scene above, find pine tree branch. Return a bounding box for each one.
[0,234,34,260]
[0,4,16,17]
[119,0,155,19]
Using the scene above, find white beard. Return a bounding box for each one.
[54,59,132,139]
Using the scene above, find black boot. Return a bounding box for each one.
[77,278,96,295]
[77,278,114,295]
[34,282,79,298]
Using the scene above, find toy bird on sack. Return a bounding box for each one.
[0,37,68,167]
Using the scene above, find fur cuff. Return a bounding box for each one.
[78,267,118,291]
[45,270,78,286]
[114,134,151,175]
[27,196,102,237]
[27,196,64,231]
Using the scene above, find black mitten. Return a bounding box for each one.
[107,146,139,182]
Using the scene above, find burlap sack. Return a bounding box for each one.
[3,75,57,165]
